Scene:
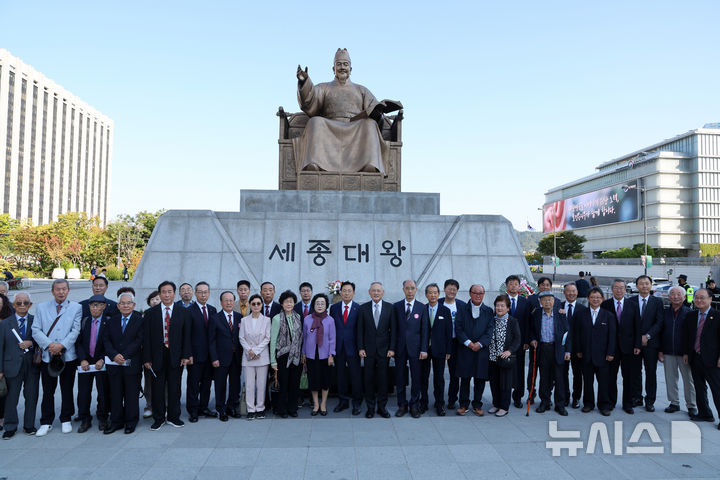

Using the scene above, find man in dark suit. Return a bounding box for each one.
[294,282,313,318]
[393,280,430,418]
[75,294,111,433]
[601,279,641,414]
[455,284,494,416]
[261,281,281,319]
[186,281,218,422]
[683,288,720,426]
[103,292,144,434]
[560,282,589,409]
[575,287,616,415]
[438,279,465,409]
[0,293,40,439]
[421,283,452,416]
[530,291,571,416]
[79,276,118,319]
[357,281,397,418]
[209,291,243,421]
[628,274,664,412]
[505,275,533,408]
[143,280,192,430]
[329,281,363,415]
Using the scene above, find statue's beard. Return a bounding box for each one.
[335,70,350,82]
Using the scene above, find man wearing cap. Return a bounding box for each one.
[103,292,144,434]
[31,279,82,436]
[75,294,111,433]
[0,293,40,439]
[678,275,694,308]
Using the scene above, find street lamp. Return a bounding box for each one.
[622,178,647,275]
[538,207,559,281]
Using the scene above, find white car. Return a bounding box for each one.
[626,278,671,294]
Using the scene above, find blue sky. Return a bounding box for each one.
[2,1,718,230]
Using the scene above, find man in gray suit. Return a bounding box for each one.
[0,293,40,438]
[31,279,82,436]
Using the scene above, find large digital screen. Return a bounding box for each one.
[543,181,640,233]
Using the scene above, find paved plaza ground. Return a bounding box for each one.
[1,280,719,479]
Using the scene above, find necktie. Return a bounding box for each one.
[304,304,309,317]
[202,305,208,326]
[56,304,62,314]
[430,306,436,328]
[343,305,349,324]
[641,297,647,317]
[121,317,128,334]
[592,310,597,325]
[567,303,573,320]
[511,297,516,315]
[228,313,233,330]
[695,312,706,353]
[164,307,171,347]
[406,302,412,319]
[265,305,270,317]
[373,303,380,327]
[18,317,26,339]
[616,300,622,324]
[89,318,99,357]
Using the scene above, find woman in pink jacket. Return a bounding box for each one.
[239,294,271,420]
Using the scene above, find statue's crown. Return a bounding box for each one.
[334,48,351,63]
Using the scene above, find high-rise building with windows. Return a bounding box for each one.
[0,48,113,225]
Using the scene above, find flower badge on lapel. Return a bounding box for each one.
[438,316,444,320]
[414,314,419,319]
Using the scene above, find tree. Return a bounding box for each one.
[537,231,586,259]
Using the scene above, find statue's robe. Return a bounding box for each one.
[293,78,388,174]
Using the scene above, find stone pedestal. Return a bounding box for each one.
[132,190,532,303]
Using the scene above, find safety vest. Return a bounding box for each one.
[684,285,694,304]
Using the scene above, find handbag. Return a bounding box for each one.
[299,363,309,390]
[497,354,516,370]
[33,312,63,365]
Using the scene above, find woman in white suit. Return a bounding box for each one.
[239,294,271,419]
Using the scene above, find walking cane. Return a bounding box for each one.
[526,346,538,417]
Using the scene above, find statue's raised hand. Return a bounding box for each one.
[297,65,308,82]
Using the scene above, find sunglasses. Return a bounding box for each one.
[250,302,262,306]
[15,301,31,306]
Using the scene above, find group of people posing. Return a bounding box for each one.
[0,273,719,440]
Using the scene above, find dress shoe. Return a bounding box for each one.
[202,408,217,418]
[281,413,288,419]
[23,427,37,435]
[495,409,508,417]
[436,406,446,417]
[473,408,484,417]
[395,405,408,417]
[78,422,92,433]
[98,420,107,431]
[456,407,468,416]
[690,413,715,422]
[61,422,72,434]
[319,409,327,416]
[228,409,242,419]
[555,407,568,416]
[219,414,228,422]
[189,415,199,423]
[645,405,655,413]
[664,404,680,413]
[536,403,549,414]
[571,400,580,409]
[150,420,165,431]
[289,411,299,418]
[124,426,136,434]
[365,410,375,419]
[688,408,698,417]
[352,407,361,416]
[600,410,612,416]
[410,408,421,418]
[3,430,16,439]
[311,409,319,417]
[623,407,635,414]
[104,425,122,435]
[334,403,349,413]
[633,399,644,407]
[513,400,523,409]
[581,406,594,413]
[378,408,391,418]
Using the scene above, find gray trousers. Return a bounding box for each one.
[3,354,40,432]
[663,354,696,409]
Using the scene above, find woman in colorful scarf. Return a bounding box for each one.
[301,293,336,416]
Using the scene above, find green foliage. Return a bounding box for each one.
[525,252,543,264]
[700,244,720,257]
[599,247,636,258]
[516,230,544,253]
[103,265,124,281]
[536,231,586,259]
